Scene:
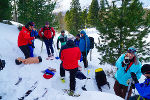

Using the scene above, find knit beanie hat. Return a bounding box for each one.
[141,64,150,74]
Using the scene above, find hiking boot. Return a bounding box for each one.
[68,90,74,96]
[60,77,65,83]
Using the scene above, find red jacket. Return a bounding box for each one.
[60,40,81,69]
[18,27,34,47]
[39,26,55,39]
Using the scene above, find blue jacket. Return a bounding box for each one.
[79,32,90,52]
[115,54,142,86]
[135,78,150,99]
[30,29,38,44]
[74,39,80,47]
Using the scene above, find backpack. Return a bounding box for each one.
[95,68,110,91]
[89,37,94,49]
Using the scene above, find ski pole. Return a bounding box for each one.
[82,69,90,91]
[125,78,132,100]
[40,39,43,54]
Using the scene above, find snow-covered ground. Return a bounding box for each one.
[0,22,146,100]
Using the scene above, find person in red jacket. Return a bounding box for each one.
[59,38,81,95]
[39,22,55,60]
[18,21,35,59]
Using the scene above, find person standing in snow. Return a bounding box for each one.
[59,38,81,95]
[28,26,38,57]
[79,30,90,68]
[74,34,80,47]
[17,21,35,59]
[114,47,142,100]
[129,64,150,100]
[57,30,67,50]
[39,22,55,59]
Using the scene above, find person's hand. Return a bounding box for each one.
[131,72,139,84]
[121,61,125,67]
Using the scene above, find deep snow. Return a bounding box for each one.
[0,22,145,100]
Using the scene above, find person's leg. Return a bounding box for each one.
[44,39,50,56]
[28,46,34,57]
[49,38,54,55]
[69,68,78,91]
[60,62,65,77]
[19,45,30,59]
[114,80,123,98]
[82,51,89,68]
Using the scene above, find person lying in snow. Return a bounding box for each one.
[15,56,42,65]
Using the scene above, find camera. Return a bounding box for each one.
[124,56,130,64]
[0,59,5,71]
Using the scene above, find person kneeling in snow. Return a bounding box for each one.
[59,38,81,96]
[15,56,42,65]
[129,64,150,100]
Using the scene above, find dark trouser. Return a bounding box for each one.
[82,51,89,68]
[60,63,78,91]
[114,80,132,100]
[44,38,54,56]
[19,45,30,59]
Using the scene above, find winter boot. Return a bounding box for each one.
[68,90,74,96]
[60,77,65,83]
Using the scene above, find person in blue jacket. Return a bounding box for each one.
[74,34,80,47]
[28,27,38,57]
[114,47,142,100]
[79,30,90,68]
[130,64,150,100]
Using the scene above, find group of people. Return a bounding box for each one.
[17,21,91,95]
[17,21,150,99]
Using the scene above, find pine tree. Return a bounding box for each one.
[17,0,57,29]
[81,9,88,28]
[87,0,99,27]
[0,0,12,21]
[96,0,150,65]
[64,0,82,36]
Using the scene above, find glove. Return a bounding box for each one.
[131,83,135,89]
[131,72,139,84]
[57,48,60,50]
[32,45,35,48]
[121,61,125,67]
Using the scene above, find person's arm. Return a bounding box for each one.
[51,27,55,37]
[115,54,125,68]
[57,37,60,49]
[135,82,150,98]
[23,31,34,40]
[38,28,43,38]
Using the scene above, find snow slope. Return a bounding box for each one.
[0,22,131,100]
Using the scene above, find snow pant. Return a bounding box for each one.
[44,38,54,57]
[28,46,34,57]
[81,51,89,68]
[60,64,78,91]
[129,95,148,100]
[114,80,132,100]
[19,45,30,59]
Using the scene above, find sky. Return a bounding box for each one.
[53,0,150,13]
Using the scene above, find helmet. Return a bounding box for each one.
[127,47,136,54]
[141,64,150,74]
